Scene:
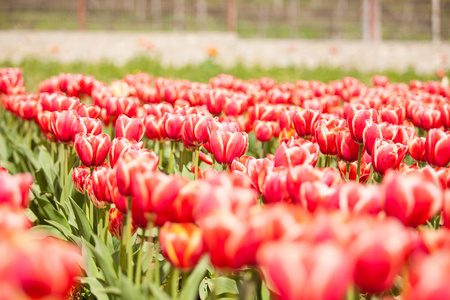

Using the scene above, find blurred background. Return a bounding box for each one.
[1,0,449,42]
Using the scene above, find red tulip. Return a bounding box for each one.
[315,119,346,156]
[332,182,383,215]
[298,181,336,212]
[104,96,139,118]
[206,89,227,115]
[115,149,159,197]
[71,116,102,140]
[257,241,352,300]
[253,120,277,142]
[336,129,360,162]
[380,106,405,125]
[108,207,137,239]
[210,130,248,166]
[0,233,82,300]
[74,133,111,167]
[425,129,450,167]
[261,167,290,204]
[163,113,186,141]
[439,102,450,129]
[50,110,77,143]
[181,114,212,149]
[143,115,165,141]
[230,156,274,191]
[347,106,380,144]
[372,138,408,175]
[338,160,372,183]
[407,249,450,300]
[409,137,427,163]
[36,111,52,135]
[76,103,101,118]
[383,168,443,227]
[443,191,450,228]
[109,137,143,168]
[159,222,205,270]
[199,210,257,269]
[372,75,389,87]
[115,114,144,142]
[349,217,411,294]
[274,140,319,168]
[223,94,248,116]
[292,109,320,138]
[0,172,33,208]
[72,166,90,193]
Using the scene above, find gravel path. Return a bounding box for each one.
[0,30,449,74]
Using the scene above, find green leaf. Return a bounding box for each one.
[148,282,171,300]
[179,257,208,300]
[211,277,240,296]
[34,168,51,194]
[69,196,92,242]
[81,240,99,278]
[261,280,271,300]
[36,196,70,230]
[86,235,119,286]
[28,225,67,240]
[45,219,80,243]
[199,277,209,300]
[80,277,110,300]
[120,276,145,300]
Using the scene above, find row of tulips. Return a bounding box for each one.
[1,67,450,300]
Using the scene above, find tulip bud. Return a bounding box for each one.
[372,138,408,175]
[116,149,159,197]
[74,133,111,167]
[253,120,277,142]
[109,137,143,168]
[292,109,320,138]
[72,166,90,193]
[347,106,380,144]
[273,140,319,168]
[159,222,205,270]
[50,110,77,143]
[409,137,427,163]
[162,113,186,141]
[0,172,33,208]
[257,241,352,300]
[210,130,248,166]
[108,207,138,239]
[425,129,450,167]
[336,129,360,162]
[115,114,144,142]
[383,168,443,227]
[71,116,102,140]
[181,114,212,149]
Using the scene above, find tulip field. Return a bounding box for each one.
[1,66,450,300]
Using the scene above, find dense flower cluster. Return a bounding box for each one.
[2,67,450,299]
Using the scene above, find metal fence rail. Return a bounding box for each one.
[0,0,448,41]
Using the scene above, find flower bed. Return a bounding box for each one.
[1,68,450,299]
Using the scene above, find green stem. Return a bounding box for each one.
[103,207,110,244]
[154,239,160,285]
[135,229,146,288]
[171,267,180,299]
[194,146,200,180]
[179,144,185,172]
[126,199,134,278]
[119,198,132,275]
[368,164,374,184]
[159,142,163,169]
[325,155,331,168]
[355,144,364,183]
[89,200,94,230]
[345,162,350,182]
[169,141,175,174]
[222,164,228,172]
[146,220,155,284]
[260,141,265,158]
